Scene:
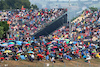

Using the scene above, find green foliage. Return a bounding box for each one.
[0,21,9,32]
[31,4,39,10]
[0,21,9,39]
[0,0,38,10]
[0,26,4,38]
[89,7,98,12]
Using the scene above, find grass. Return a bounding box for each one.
[0,59,100,67]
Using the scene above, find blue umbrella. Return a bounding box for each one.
[16,41,22,46]
[0,49,5,51]
[8,42,15,45]
[31,40,34,43]
[0,43,8,47]
[73,41,77,44]
[0,44,2,46]
[22,42,28,44]
[27,51,34,53]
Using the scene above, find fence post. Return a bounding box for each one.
[36,64,38,67]
[52,63,53,67]
[44,63,45,67]
[83,64,84,67]
[77,63,78,67]
[89,63,91,67]
[64,62,66,67]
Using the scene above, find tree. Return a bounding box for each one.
[89,7,98,12]
[0,21,9,39]
[0,21,9,32]
[0,26,4,38]
[0,0,6,10]
[0,0,31,10]
[31,4,38,10]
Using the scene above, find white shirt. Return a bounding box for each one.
[31,54,34,59]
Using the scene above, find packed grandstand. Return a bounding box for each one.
[0,8,100,64]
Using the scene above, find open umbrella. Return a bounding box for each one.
[37,54,43,58]
[0,43,8,47]
[26,44,30,46]
[16,41,22,45]
[4,50,12,53]
[73,41,77,44]
[17,50,22,53]
[65,39,70,41]
[0,44,2,46]
[53,46,57,49]
[27,51,34,53]
[8,42,15,45]
[22,42,28,44]
[8,44,14,47]
[9,38,13,40]
[47,42,51,45]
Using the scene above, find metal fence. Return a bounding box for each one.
[0,62,99,67]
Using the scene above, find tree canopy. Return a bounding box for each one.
[0,0,38,10]
[0,21,9,39]
[89,7,98,12]
[0,26,4,38]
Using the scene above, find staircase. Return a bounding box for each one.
[33,12,68,38]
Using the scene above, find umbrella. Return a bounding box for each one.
[17,50,22,53]
[0,57,4,60]
[65,39,69,41]
[8,42,15,45]
[52,40,56,43]
[9,38,13,40]
[16,41,22,45]
[47,42,51,45]
[53,46,57,48]
[27,51,34,53]
[37,54,43,57]
[0,43,8,47]
[73,41,77,44]
[4,50,12,53]
[31,40,34,43]
[26,44,30,46]
[22,42,28,44]
[8,44,14,47]
[0,49,5,51]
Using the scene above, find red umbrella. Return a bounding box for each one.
[0,57,4,60]
[53,46,57,48]
[26,44,30,46]
[15,15,19,18]
[9,38,13,40]
[47,42,51,45]
[37,54,43,58]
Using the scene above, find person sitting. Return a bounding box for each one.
[30,54,34,62]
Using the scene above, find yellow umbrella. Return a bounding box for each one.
[4,50,12,53]
[78,36,81,39]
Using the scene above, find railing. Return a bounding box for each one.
[33,11,67,38]
[0,62,99,67]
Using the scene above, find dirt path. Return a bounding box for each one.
[0,59,99,67]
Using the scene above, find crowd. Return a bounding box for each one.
[0,9,100,63]
[0,8,66,41]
